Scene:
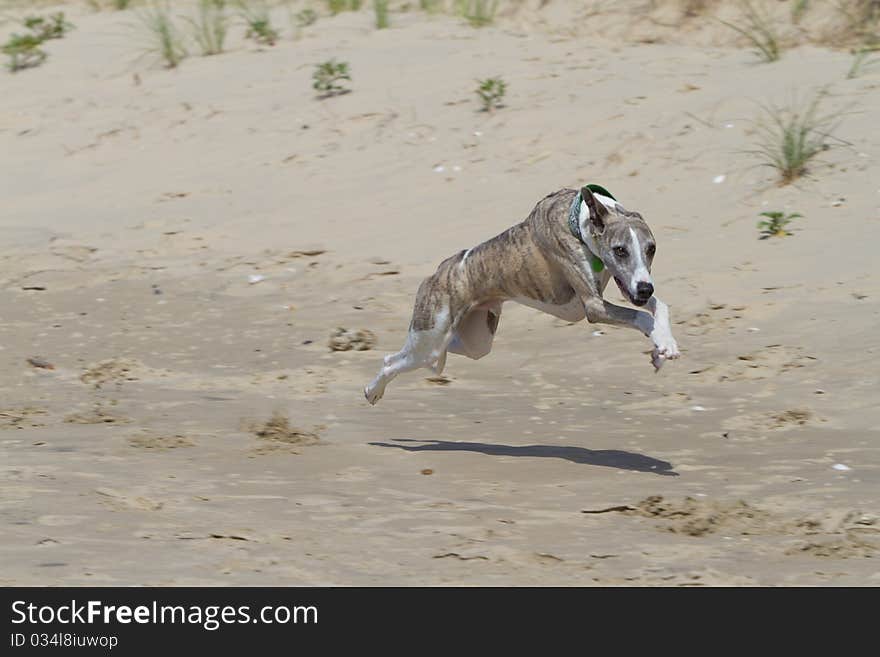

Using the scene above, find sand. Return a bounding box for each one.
[1,1,878,585]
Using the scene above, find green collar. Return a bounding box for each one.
[568,184,617,273]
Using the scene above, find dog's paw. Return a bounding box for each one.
[650,332,680,371]
[364,385,383,405]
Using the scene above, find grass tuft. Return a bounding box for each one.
[138,2,188,69]
[374,0,390,29]
[295,8,318,27]
[239,1,279,46]
[750,91,839,185]
[186,0,229,56]
[456,0,498,27]
[327,0,362,14]
[720,1,781,63]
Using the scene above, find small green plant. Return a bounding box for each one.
[138,3,188,69]
[295,8,318,26]
[456,0,498,27]
[114,0,134,8]
[475,76,507,112]
[239,1,279,46]
[720,1,781,62]
[3,33,48,72]
[374,0,390,29]
[327,0,362,14]
[757,211,801,238]
[186,0,228,56]
[751,91,838,185]
[24,13,74,40]
[313,59,351,97]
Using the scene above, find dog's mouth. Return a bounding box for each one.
[614,276,647,307]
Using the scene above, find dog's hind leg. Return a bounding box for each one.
[365,307,454,405]
[447,302,502,360]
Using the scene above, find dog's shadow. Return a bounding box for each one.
[369,439,678,476]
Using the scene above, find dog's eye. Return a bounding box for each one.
[646,244,656,257]
[613,247,629,259]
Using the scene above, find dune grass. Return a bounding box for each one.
[327,0,361,14]
[456,0,498,27]
[750,91,839,185]
[138,3,187,68]
[720,1,781,62]
[185,0,228,56]
[374,0,390,29]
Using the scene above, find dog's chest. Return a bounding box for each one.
[511,296,586,322]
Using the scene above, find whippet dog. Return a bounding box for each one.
[365,185,680,404]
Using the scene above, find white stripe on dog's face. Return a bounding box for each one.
[629,227,652,291]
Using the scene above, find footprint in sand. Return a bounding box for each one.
[128,432,195,450]
[95,487,164,511]
[722,408,825,436]
[0,408,48,430]
[65,406,129,425]
[600,496,878,558]
[693,345,817,382]
[80,359,142,387]
[246,412,323,455]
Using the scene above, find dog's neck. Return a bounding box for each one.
[568,190,606,273]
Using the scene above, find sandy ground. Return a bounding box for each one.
[1,1,879,585]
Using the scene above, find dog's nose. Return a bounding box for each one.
[636,282,654,300]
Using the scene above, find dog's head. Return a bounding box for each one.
[579,187,656,307]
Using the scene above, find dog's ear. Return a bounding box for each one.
[581,186,609,233]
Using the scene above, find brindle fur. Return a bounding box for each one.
[365,187,680,405]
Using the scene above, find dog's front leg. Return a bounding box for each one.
[584,298,678,371]
[644,297,680,370]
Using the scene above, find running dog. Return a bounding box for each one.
[365,185,680,404]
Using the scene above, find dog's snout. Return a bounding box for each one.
[636,282,654,300]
